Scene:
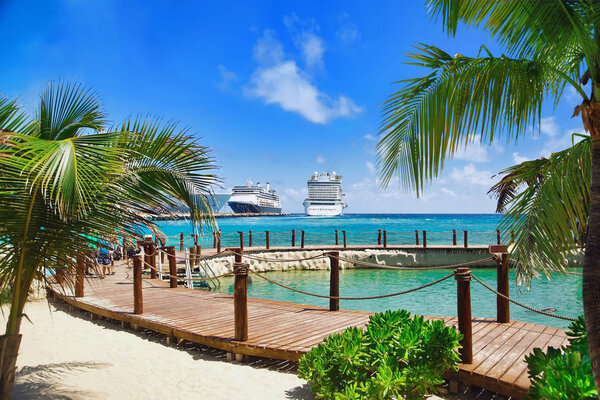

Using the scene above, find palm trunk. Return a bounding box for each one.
[0,333,21,400]
[584,134,600,395]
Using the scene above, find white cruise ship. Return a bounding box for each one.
[303,172,347,216]
[227,181,282,213]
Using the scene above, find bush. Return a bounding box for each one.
[526,316,597,400]
[298,309,463,400]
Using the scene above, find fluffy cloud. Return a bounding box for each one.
[450,164,493,186]
[216,65,237,89]
[440,188,457,197]
[246,30,362,124]
[512,152,530,164]
[298,32,324,68]
[453,135,489,162]
[540,116,560,137]
[365,161,376,174]
[336,12,358,44]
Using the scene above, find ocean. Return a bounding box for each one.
[155,213,505,249]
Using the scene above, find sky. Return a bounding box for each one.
[0,1,586,213]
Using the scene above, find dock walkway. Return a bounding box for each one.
[50,258,567,399]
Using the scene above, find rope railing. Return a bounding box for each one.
[249,270,457,300]
[335,255,496,270]
[139,257,234,282]
[470,273,577,322]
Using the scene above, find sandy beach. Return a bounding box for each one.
[7,299,313,400]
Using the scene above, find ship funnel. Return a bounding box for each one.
[266,182,270,191]
[257,182,261,187]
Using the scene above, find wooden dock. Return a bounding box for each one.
[50,264,567,399]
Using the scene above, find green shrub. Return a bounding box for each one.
[526,316,597,400]
[298,309,462,400]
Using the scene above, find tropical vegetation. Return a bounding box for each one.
[526,316,597,399]
[298,309,462,399]
[0,81,217,399]
[376,1,600,391]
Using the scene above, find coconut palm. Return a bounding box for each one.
[0,82,217,399]
[488,136,590,285]
[376,0,600,391]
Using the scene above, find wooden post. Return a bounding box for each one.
[496,229,501,245]
[150,241,157,278]
[265,231,270,249]
[455,267,472,363]
[335,229,339,245]
[123,237,128,261]
[217,230,221,253]
[463,230,468,248]
[328,252,340,311]
[180,232,184,251]
[167,246,177,288]
[213,232,217,248]
[342,231,347,249]
[415,229,419,245]
[249,230,253,248]
[189,246,196,270]
[234,250,248,341]
[378,229,382,245]
[496,250,510,323]
[383,230,387,248]
[301,231,305,248]
[453,229,457,246]
[75,256,85,297]
[291,229,295,247]
[133,255,143,314]
[195,245,202,266]
[193,234,198,246]
[237,231,244,251]
[423,230,427,248]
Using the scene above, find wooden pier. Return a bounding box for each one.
[50,255,567,399]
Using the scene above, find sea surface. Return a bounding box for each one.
[154,214,582,328]
[156,213,505,249]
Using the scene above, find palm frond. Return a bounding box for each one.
[496,136,591,286]
[377,45,562,193]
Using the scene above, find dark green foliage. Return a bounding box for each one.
[298,310,462,400]
[526,316,597,400]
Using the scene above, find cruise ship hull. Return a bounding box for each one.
[303,202,345,217]
[228,201,282,214]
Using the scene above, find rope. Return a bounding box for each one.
[248,270,456,300]
[335,255,496,270]
[470,274,577,322]
[139,258,233,281]
[231,251,328,263]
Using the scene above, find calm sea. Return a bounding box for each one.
[156,213,505,248]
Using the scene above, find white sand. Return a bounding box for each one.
[7,299,313,400]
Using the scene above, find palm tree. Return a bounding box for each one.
[0,82,217,399]
[488,136,590,285]
[376,0,600,392]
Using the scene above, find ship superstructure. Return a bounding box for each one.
[303,172,347,216]
[228,181,282,214]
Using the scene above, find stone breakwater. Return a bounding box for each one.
[202,247,498,276]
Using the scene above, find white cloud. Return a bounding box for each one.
[453,135,489,162]
[316,155,325,164]
[450,164,493,186]
[336,12,358,44]
[364,133,376,141]
[440,188,457,197]
[512,152,530,164]
[216,64,238,89]
[540,116,560,137]
[247,31,362,124]
[366,161,376,174]
[298,32,324,68]
[540,128,584,157]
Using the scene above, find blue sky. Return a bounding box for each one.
[0,1,585,213]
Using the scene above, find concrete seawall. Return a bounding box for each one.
[201,246,497,276]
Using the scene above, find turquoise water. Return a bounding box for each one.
[154,214,582,329]
[214,268,582,329]
[156,213,505,248]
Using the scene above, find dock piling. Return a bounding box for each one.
[489,245,511,323]
[75,256,85,297]
[167,246,177,288]
[455,267,472,364]
[328,252,340,311]
[383,230,387,248]
[415,230,419,246]
[453,229,457,246]
[496,229,501,245]
[301,231,305,248]
[133,255,143,314]
[292,229,296,247]
[195,245,202,266]
[463,230,468,248]
[180,232,184,251]
[249,230,253,248]
[265,231,270,249]
[423,230,427,248]
[335,229,339,246]
[234,250,248,342]
[378,229,382,245]
[217,230,222,253]
[343,231,347,249]
[237,231,244,251]
[213,232,217,249]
